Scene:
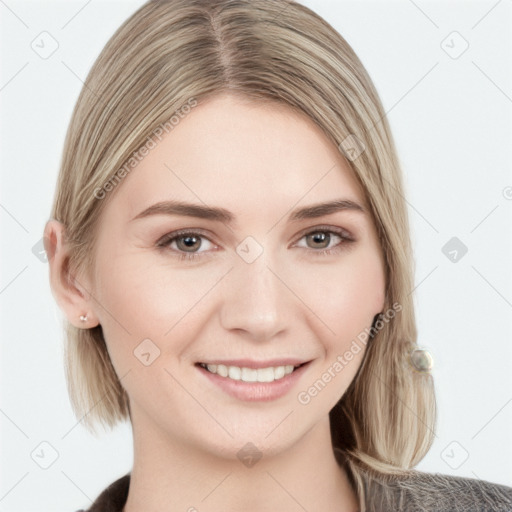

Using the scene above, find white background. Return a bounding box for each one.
[1,1,511,510]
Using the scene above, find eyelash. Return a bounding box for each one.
[156,226,355,261]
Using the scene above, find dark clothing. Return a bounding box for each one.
[76,468,512,512]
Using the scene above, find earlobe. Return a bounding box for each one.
[44,219,99,329]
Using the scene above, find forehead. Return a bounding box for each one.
[107,93,367,221]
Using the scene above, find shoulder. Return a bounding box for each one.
[74,473,131,512]
[362,470,512,512]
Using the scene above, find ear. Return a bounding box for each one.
[44,219,99,329]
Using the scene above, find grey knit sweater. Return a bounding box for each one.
[76,469,512,512]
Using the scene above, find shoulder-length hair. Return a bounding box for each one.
[50,1,436,509]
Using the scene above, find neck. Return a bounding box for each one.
[123,413,359,512]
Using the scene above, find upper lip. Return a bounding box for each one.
[197,358,310,369]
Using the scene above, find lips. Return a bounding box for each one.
[195,359,312,401]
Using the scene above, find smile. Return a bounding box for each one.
[195,360,311,402]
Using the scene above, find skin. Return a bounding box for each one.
[46,93,385,512]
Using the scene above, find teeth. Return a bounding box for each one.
[200,363,297,382]
[228,366,241,380]
[241,367,258,381]
[217,364,228,377]
[274,365,285,379]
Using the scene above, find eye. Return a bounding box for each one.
[156,230,216,260]
[294,227,354,255]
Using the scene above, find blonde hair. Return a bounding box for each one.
[50,0,436,508]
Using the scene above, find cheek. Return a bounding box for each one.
[92,253,227,371]
[292,249,385,349]
[291,251,384,411]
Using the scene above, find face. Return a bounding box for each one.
[84,93,385,459]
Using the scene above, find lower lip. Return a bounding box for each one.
[196,363,311,402]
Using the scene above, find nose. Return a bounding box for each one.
[219,252,292,342]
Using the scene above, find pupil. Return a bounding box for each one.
[308,232,329,248]
[179,235,200,251]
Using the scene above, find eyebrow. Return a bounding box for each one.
[288,199,365,221]
[131,198,365,224]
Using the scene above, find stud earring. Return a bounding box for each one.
[79,314,88,323]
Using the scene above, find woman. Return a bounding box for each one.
[44,1,512,511]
